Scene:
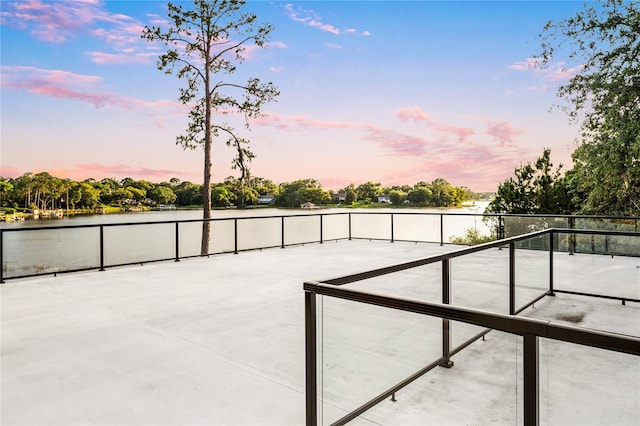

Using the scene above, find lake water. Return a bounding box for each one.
[1,203,492,279]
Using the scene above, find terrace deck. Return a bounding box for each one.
[1,240,638,425]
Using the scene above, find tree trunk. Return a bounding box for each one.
[201,66,213,255]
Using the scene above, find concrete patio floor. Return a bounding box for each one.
[1,240,638,425]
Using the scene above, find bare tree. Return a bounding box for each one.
[142,0,279,254]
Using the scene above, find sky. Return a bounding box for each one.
[0,0,590,192]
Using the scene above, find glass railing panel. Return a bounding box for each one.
[350,213,392,240]
[539,338,639,425]
[236,217,281,250]
[104,223,174,265]
[450,248,509,347]
[504,216,566,238]
[363,327,519,424]
[177,221,202,257]
[347,262,442,302]
[604,233,640,256]
[321,214,349,241]
[445,214,495,245]
[392,213,440,243]
[319,295,441,425]
[2,227,100,278]
[176,219,236,256]
[514,234,550,313]
[284,215,321,245]
[553,240,640,302]
[575,217,639,232]
[210,219,236,254]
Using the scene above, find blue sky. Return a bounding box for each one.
[1,0,588,191]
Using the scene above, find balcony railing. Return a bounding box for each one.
[1,211,639,282]
[304,228,640,425]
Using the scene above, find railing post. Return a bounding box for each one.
[175,222,180,262]
[281,216,285,249]
[568,217,575,255]
[440,214,444,246]
[523,333,540,426]
[0,230,4,283]
[549,231,554,296]
[509,241,515,315]
[234,219,239,254]
[305,290,318,425]
[390,213,394,243]
[99,225,105,271]
[320,215,323,244]
[348,213,352,240]
[440,258,454,368]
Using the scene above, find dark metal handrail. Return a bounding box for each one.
[2,210,639,282]
[304,227,640,425]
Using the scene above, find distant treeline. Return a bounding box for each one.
[0,172,490,211]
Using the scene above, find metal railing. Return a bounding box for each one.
[304,228,640,425]
[2,211,639,282]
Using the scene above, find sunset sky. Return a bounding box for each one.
[1,0,589,192]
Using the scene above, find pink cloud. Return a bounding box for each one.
[0,166,24,179]
[485,121,522,146]
[396,107,433,123]
[396,107,476,143]
[71,163,186,180]
[253,111,381,133]
[365,129,427,156]
[3,1,155,66]
[1,66,186,115]
[3,0,113,43]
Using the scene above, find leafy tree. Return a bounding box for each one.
[142,0,279,255]
[77,182,101,209]
[356,181,382,202]
[277,179,330,207]
[388,189,406,206]
[210,183,236,207]
[148,186,178,205]
[224,176,258,207]
[486,149,576,214]
[407,186,432,205]
[345,189,358,204]
[174,181,203,206]
[0,179,14,207]
[230,137,255,208]
[251,177,278,197]
[536,0,639,214]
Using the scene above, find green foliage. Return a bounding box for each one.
[486,149,577,214]
[388,189,406,206]
[277,179,331,207]
[356,181,382,202]
[210,183,236,207]
[449,228,494,245]
[148,186,178,205]
[0,171,479,213]
[536,0,639,215]
[345,189,358,204]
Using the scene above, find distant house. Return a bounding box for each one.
[332,193,347,203]
[377,195,392,204]
[257,195,276,205]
